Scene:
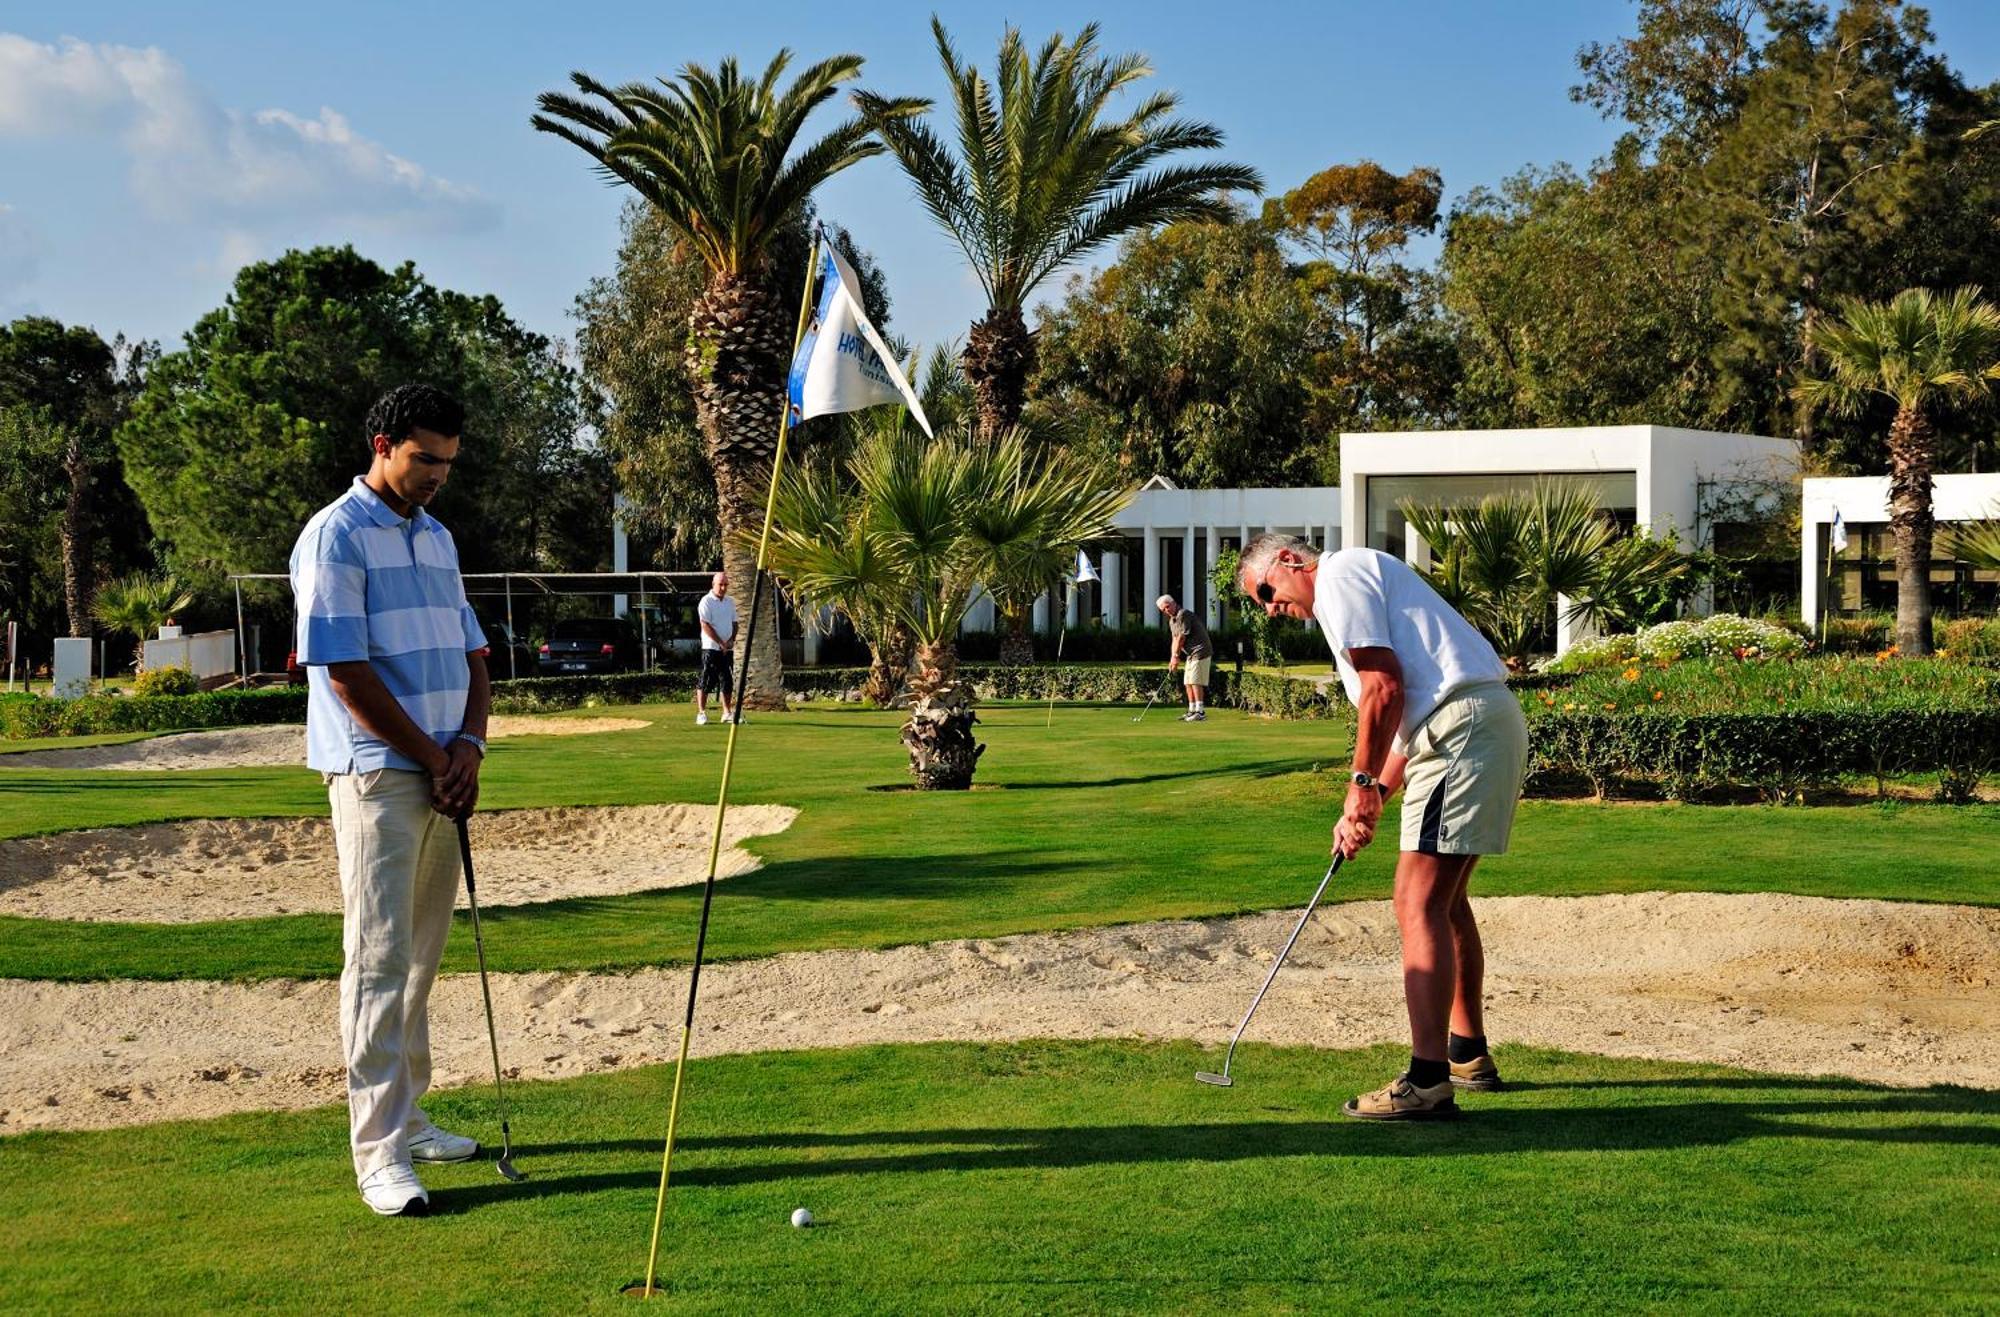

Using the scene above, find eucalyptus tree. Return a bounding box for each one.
[535,51,896,707]
[1795,286,2000,655]
[857,20,1260,438]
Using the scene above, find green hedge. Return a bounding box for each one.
[0,687,310,739]
[1526,707,2000,803]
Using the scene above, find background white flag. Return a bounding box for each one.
[1830,508,1848,553]
[788,242,933,437]
[1074,549,1100,584]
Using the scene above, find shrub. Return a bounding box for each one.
[131,666,199,698]
[0,687,308,738]
[1820,614,1895,654]
[1941,616,2000,659]
[1523,659,2000,801]
[1547,614,1807,673]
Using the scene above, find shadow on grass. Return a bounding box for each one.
[984,758,1324,793]
[431,1084,1999,1214]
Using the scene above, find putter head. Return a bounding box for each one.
[1194,1070,1234,1087]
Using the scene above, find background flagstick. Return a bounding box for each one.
[1045,577,1069,728]
[624,229,822,1301]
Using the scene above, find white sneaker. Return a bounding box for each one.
[408,1121,479,1163]
[695,711,708,726]
[359,1162,430,1217]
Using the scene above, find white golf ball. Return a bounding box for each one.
[790,1207,813,1229]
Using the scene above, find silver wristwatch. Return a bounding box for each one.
[1350,770,1377,790]
[456,732,487,758]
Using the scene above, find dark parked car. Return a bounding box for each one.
[538,617,641,676]
[474,614,538,681]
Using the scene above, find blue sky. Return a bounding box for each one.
[3,2,1997,356]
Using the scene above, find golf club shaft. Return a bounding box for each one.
[456,818,514,1134]
[1218,855,1342,1076]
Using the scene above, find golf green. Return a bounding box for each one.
[2,1041,1993,1312]
[1,704,1995,981]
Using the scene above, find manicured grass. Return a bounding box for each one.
[2,705,1996,981]
[2,1041,1994,1312]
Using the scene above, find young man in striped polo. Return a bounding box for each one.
[291,384,491,1215]
[1238,533,1528,1121]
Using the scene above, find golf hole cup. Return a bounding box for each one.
[791,1207,814,1229]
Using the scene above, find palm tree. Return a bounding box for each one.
[1401,484,1692,666]
[1946,507,2000,571]
[534,51,895,708]
[765,424,1128,787]
[1795,287,2000,656]
[856,20,1261,439]
[92,572,194,666]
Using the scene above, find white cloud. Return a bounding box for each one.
[0,33,497,234]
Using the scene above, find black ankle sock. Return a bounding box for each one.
[1448,1032,1488,1064]
[1408,1055,1450,1088]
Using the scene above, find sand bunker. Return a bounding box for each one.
[0,715,651,773]
[0,803,797,923]
[3,891,1992,1132]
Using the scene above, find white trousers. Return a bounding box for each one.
[327,768,461,1181]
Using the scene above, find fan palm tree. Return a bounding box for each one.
[1946,506,2000,571]
[1795,287,2000,656]
[765,424,1128,787]
[1401,484,1692,665]
[92,572,194,665]
[856,20,1261,439]
[533,51,897,708]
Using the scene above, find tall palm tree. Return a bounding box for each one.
[857,20,1261,439]
[1795,287,2000,656]
[534,51,895,707]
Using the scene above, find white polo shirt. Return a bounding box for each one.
[1310,548,1508,753]
[697,592,737,650]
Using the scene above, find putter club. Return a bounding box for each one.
[1195,853,1344,1088]
[455,815,526,1182]
[1131,674,1172,723]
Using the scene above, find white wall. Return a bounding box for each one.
[142,629,236,682]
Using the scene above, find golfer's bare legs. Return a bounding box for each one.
[1447,861,1485,1040]
[1393,851,1479,1060]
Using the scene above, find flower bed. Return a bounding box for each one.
[1547,614,1806,673]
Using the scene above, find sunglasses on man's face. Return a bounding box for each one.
[1254,580,1277,605]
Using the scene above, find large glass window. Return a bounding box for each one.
[1363,472,1640,558]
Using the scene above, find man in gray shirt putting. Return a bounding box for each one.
[1158,594,1213,722]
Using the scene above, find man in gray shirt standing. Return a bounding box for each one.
[1158,594,1213,722]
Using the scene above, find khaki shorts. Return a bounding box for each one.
[1183,656,1213,686]
[1399,683,1528,855]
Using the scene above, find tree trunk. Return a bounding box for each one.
[863,621,913,707]
[60,431,92,638]
[963,306,1035,441]
[689,270,793,709]
[900,639,983,790]
[1886,404,1935,656]
[997,602,1036,666]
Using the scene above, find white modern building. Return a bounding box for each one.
[1341,425,1798,559]
[966,476,1341,632]
[1801,473,2000,627]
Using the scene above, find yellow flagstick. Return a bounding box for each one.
[626,231,823,1301]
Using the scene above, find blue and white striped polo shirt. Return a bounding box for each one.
[290,476,486,774]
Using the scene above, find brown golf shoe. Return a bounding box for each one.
[1450,1054,1505,1091]
[1340,1073,1460,1121]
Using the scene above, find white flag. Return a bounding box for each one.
[1074,550,1100,584]
[787,240,933,437]
[1830,508,1848,553]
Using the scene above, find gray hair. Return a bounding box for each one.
[1238,532,1319,583]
